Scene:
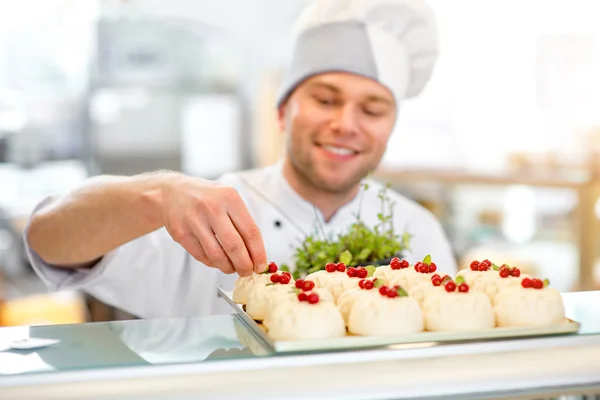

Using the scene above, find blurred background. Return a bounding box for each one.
[1,0,600,325]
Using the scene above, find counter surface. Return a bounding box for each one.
[1,291,600,399]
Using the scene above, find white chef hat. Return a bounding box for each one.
[275,0,439,109]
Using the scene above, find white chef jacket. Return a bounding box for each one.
[24,160,457,318]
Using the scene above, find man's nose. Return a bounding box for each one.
[330,103,359,136]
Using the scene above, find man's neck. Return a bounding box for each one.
[282,159,359,222]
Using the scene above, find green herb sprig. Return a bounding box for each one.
[292,183,412,279]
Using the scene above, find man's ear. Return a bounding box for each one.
[277,104,287,132]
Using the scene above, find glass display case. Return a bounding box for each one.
[1,291,599,399]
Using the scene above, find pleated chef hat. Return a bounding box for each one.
[275,0,439,109]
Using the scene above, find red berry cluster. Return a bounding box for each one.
[297,292,320,304]
[521,278,545,289]
[390,257,410,270]
[294,279,315,292]
[430,274,452,287]
[358,278,376,290]
[499,264,521,278]
[325,262,347,273]
[346,267,368,279]
[267,262,278,273]
[470,259,492,271]
[434,275,469,293]
[378,285,406,298]
[270,271,292,284]
[414,261,437,274]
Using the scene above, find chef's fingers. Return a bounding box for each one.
[225,195,268,273]
[176,233,207,263]
[208,210,254,277]
[189,222,236,275]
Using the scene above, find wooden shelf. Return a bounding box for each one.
[375,167,600,292]
[375,168,592,189]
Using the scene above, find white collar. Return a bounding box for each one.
[269,158,363,228]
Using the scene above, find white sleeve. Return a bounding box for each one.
[23,196,226,319]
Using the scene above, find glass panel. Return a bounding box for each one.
[1,291,599,377]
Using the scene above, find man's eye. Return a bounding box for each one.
[364,108,385,117]
[314,96,335,106]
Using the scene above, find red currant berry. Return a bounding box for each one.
[482,259,492,267]
[358,279,365,289]
[325,263,336,273]
[347,267,357,278]
[478,264,489,272]
[442,275,452,282]
[445,281,457,292]
[379,286,388,296]
[364,280,374,290]
[268,262,278,273]
[532,279,543,289]
[357,268,368,279]
[431,274,441,280]
[499,268,510,278]
[521,278,533,288]
[336,263,346,272]
[302,280,315,291]
[400,260,409,269]
[390,258,402,270]
[270,274,280,283]
[511,268,521,277]
[414,262,421,272]
[470,261,480,271]
[432,277,442,286]
[295,279,304,289]
[307,293,320,304]
[387,290,398,298]
[419,264,429,274]
[458,283,469,292]
[429,263,437,273]
[298,292,308,302]
[279,275,291,285]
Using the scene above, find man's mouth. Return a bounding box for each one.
[319,144,359,156]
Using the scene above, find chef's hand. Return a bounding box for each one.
[161,174,267,277]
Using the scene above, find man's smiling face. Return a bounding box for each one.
[279,72,397,194]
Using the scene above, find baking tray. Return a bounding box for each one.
[218,287,580,353]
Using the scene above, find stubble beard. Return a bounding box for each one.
[288,145,376,195]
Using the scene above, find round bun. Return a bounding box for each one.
[422,291,495,331]
[494,286,566,327]
[347,294,424,335]
[263,296,346,340]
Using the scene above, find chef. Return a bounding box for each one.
[24,0,457,319]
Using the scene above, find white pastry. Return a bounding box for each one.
[233,273,277,304]
[347,292,424,335]
[305,270,347,288]
[321,275,368,301]
[494,286,565,327]
[389,271,434,291]
[279,287,335,305]
[456,268,494,286]
[245,283,294,321]
[263,296,346,341]
[407,281,446,306]
[469,272,532,302]
[422,290,495,331]
[372,265,413,284]
[336,287,379,324]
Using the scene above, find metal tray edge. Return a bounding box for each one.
[217,287,276,351]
